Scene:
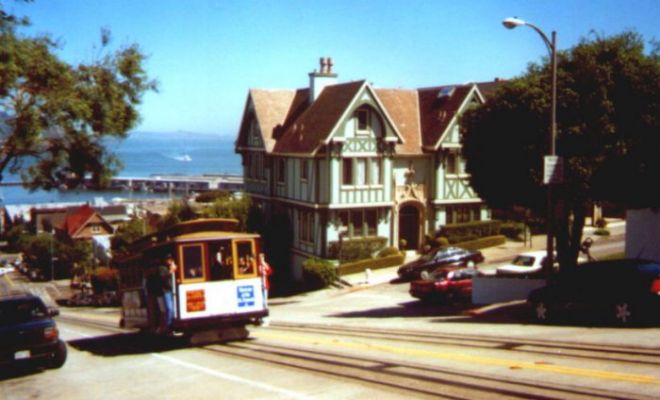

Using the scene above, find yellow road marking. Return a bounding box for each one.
[254,330,660,385]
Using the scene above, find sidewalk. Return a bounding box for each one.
[334,219,626,289]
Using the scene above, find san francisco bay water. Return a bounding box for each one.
[1,132,241,205]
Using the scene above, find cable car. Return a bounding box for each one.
[116,218,268,342]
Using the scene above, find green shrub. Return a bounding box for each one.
[328,237,388,263]
[90,267,119,294]
[302,258,338,290]
[453,235,507,251]
[594,228,610,236]
[377,246,401,258]
[338,253,406,276]
[435,236,450,248]
[437,220,502,244]
[195,190,230,203]
[500,222,526,240]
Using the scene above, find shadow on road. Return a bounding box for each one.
[330,300,660,328]
[329,300,476,319]
[67,332,189,357]
[0,366,47,381]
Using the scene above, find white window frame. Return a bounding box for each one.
[356,108,369,133]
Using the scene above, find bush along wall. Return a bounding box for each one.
[338,251,405,276]
[328,237,388,263]
[436,220,502,244]
[302,258,338,290]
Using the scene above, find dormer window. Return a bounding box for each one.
[356,108,369,132]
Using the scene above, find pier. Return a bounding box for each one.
[107,174,243,193]
[0,174,244,193]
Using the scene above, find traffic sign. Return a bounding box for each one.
[544,155,563,184]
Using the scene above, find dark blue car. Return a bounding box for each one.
[528,259,660,325]
[0,294,67,370]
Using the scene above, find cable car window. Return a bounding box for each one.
[209,240,233,281]
[234,240,256,278]
[181,244,206,281]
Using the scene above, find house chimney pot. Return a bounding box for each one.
[320,57,327,74]
[309,57,337,103]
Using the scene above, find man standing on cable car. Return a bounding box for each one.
[159,254,177,333]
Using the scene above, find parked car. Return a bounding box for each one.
[496,251,588,278]
[409,267,478,303]
[496,251,557,277]
[528,259,660,325]
[397,247,484,281]
[0,294,67,370]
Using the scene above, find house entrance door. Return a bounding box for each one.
[398,205,420,250]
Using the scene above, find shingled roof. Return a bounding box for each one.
[241,73,502,156]
[272,80,366,155]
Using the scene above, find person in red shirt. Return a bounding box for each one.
[258,253,272,306]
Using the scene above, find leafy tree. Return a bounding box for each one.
[110,216,150,256]
[200,194,251,231]
[157,199,199,230]
[0,5,157,189]
[461,31,659,270]
[18,232,92,279]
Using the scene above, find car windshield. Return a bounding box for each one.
[511,255,536,267]
[0,298,48,326]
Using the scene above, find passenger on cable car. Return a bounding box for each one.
[158,255,177,333]
[144,266,162,330]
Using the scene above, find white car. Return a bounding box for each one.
[496,251,588,277]
[495,251,557,277]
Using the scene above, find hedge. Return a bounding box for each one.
[338,252,405,276]
[499,222,526,241]
[452,235,507,251]
[437,221,502,244]
[302,258,338,290]
[328,236,388,263]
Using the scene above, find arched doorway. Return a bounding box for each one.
[398,204,421,250]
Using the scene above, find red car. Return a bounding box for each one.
[409,267,478,303]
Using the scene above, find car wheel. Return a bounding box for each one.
[532,301,554,323]
[48,340,67,369]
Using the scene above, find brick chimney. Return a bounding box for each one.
[309,57,337,103]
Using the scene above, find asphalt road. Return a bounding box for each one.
[2,225,658,399]
[2,269,659,399]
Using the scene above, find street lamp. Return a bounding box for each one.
[503,17,559,277]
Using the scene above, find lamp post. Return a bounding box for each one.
[503,17,559,277]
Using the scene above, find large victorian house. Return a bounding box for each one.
[236,58,499,275]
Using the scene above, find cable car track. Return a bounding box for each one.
[267,321,660,367]
[57,314,659,399]
[205,335,650,400]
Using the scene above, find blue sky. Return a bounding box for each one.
[7,0,659,136]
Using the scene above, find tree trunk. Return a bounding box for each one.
[555,198,586,272]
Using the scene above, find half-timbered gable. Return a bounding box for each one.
[235,58,501,275]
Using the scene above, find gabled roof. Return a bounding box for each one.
[374,89,422,155]
[240,74,504,157]
[417,84,475,150]
[237,89,309,153]
[272,80,366,155]
[60,204,113,238]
